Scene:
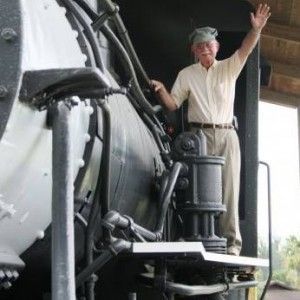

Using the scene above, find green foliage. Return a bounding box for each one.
[283,236,300,273]
[258,235,300,289]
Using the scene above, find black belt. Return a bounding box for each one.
[189,122,234,129]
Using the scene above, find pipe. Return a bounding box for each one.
[84,193,100,300]
[51,102,76,300]
[155,162,183,235]
[127,93,171,166]
[76,239,131,287]
[61,0,105,71]
[96,99,112,225]
[142,112,169,154]
[100,24,161,115]
[259,161,273,300]
[102,211,158,241]
[101,0,150,85]
[113,14,150,85]
[83,98,112,300]
[73,0,98,20]
[165,280,258,296]
[102,163,183,241]
[70,0,156,112]
[75,212,88,228]
[152,115,171,152]
[69,0,161,114]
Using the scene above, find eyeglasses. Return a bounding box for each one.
[194,41,217,50]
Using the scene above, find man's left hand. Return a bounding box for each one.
[251,3,271,32]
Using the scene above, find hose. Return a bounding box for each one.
[101,24,161,115]
[61,0,105,71]
[155,162,183,235]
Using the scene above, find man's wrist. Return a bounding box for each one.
[158,86,167,95]
[251,28,261,35]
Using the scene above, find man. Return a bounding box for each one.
[151,4,270,256]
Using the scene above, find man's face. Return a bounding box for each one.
[192,40,219,65]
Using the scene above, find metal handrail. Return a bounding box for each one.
[259,161,273,300]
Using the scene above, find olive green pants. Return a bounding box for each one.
[191,127,242,255]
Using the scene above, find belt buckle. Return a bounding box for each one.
[212,124,216,129]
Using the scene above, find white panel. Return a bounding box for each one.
[0,0,94,256]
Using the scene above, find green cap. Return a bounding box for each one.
[189,27,218,45]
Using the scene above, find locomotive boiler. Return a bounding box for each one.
[0,0,270,299]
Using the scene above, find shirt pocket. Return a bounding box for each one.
[213,81,227,103]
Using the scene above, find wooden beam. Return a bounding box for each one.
[263,22,300,42]
[261,34,300,67]
[271,61,300,78]
[268,61,300,96]
[260,87,300,107]
[270,73,300,96]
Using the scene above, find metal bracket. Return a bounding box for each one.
[92,3,119,31]
[19,68,126,110]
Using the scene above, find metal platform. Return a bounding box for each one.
[131,242,269,268]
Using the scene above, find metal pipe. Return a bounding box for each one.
[156,162,183,234]
[97,99,112,228]
[51,102,76,300]
[113,13,150,85]
[84,195,100,300]
[102,163,183,241]
[76,239,131,287]
[83,98,112,300]
[100,24,161,115]
[78,248,113,287]
[61,0,105,71]
[73,0,98,20]
[165,280,258,296]
[100,0,150,86]
[259,161,273,300]
[142,112,169,155]
[102,211,157,241]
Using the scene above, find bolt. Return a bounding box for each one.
[177,178,189,190]
[182,139,195,151]
[2,281,12,289]
[0,85,8,98]
[1,28,17,41]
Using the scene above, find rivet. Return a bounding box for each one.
[82,54,88,62]
[1,28,17,41]
[73,30,79,38]
[78,159,85,168]
[86,106,94,115]
[84,134,91,142]
[2,281,12,289]
[36,230,45,240]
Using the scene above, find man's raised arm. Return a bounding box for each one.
[238,3,271,62]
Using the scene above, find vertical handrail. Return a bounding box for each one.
[51,102,76,300]
[259,161,272,300]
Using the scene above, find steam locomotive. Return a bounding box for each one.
[0,0,269,299]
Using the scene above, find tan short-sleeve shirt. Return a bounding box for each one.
[171,51,246,124]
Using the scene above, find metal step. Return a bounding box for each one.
[130,242,269,268]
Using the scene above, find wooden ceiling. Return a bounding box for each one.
[249,0,300,107]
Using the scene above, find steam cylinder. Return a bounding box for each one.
[173,131,227,253]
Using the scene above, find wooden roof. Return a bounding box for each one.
[249,0,300,107]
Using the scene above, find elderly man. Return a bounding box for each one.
[151,4,270,256]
